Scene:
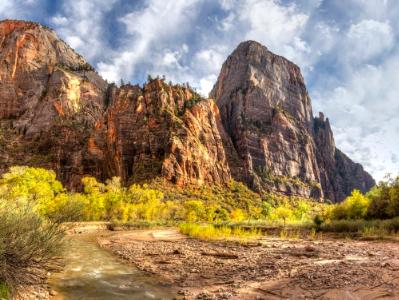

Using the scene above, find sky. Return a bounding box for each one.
[1,0,398,181]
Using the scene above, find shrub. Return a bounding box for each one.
[329,190,370,220]
[343,190,370,219]
[293,200,312,221]
[0,283,8,299]
[179,223,261,241]
[45,193,86,222]
[261,201,273,218]
[183,200,206,222]
[316,217,399,235]
[0,201,63,293]
[230,208,246,222]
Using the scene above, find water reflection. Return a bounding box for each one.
[49,233,176,300]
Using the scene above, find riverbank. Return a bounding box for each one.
[99,229,399,300]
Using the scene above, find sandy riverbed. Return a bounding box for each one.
[98,229,399,300]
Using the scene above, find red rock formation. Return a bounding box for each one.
[90,81,230,186]
[0,21,374,201]
[0,20,230,189]
[211,41,374,201]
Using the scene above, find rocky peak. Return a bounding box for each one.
[212,41,313,128]
[211,41,374,201]
[0,20,106,139]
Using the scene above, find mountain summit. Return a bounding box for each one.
[0,20,374,201]
[211,40,375,201]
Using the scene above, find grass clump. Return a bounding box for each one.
[0,283,8,300]
[315,217,399,238]
[179,223,261,242]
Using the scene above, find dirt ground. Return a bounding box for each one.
[98,229,399,300]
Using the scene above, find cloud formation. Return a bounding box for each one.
[2,0,399,180]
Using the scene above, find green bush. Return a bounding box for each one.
[367,177,399,219]
[316,217,399,236]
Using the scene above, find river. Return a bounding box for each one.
[48,233,176,300]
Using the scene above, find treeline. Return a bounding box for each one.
[0,166,322,225]
[1,166,399,227]
[317,177,399,222]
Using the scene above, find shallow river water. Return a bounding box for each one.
[49,233,176,300]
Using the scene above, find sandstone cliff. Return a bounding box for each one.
[211,41,375,201]
[0,20,374,201]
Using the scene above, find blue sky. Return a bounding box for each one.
[1,0,398,181]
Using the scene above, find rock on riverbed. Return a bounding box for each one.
[98,229,399,300]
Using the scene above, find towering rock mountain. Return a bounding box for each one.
[0,20,230,188]
[0,20,374,201]
[211,41,374,201]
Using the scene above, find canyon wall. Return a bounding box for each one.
[0,21,374,201]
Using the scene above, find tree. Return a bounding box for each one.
[0,166,64,217]
[294,200,311,221]
[274,205,293,226]
[343,189,370,219]
[81,176,106,220]
[183,200,206,222]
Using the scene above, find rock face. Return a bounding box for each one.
[90,81,230,186]
[211,41,374,201]
[313,113,375,201]
[0,20,230,189]
[0,21,374,201]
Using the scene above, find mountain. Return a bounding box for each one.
[0,20,230,189]
[211,41,375,201]
[0,20,374,201]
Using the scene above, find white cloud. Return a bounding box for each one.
[97,0,200,83]
[314,53,399,180]
[345,19,394,64]
[198,75,218,97]
[50,0,116,62]
[0,0,13,17]
[195,48,227,74]
[240,0,309,59]
[0,0,38,19]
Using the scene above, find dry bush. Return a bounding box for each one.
[0,202,64,293]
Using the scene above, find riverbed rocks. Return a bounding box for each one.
[98,230,399,300]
